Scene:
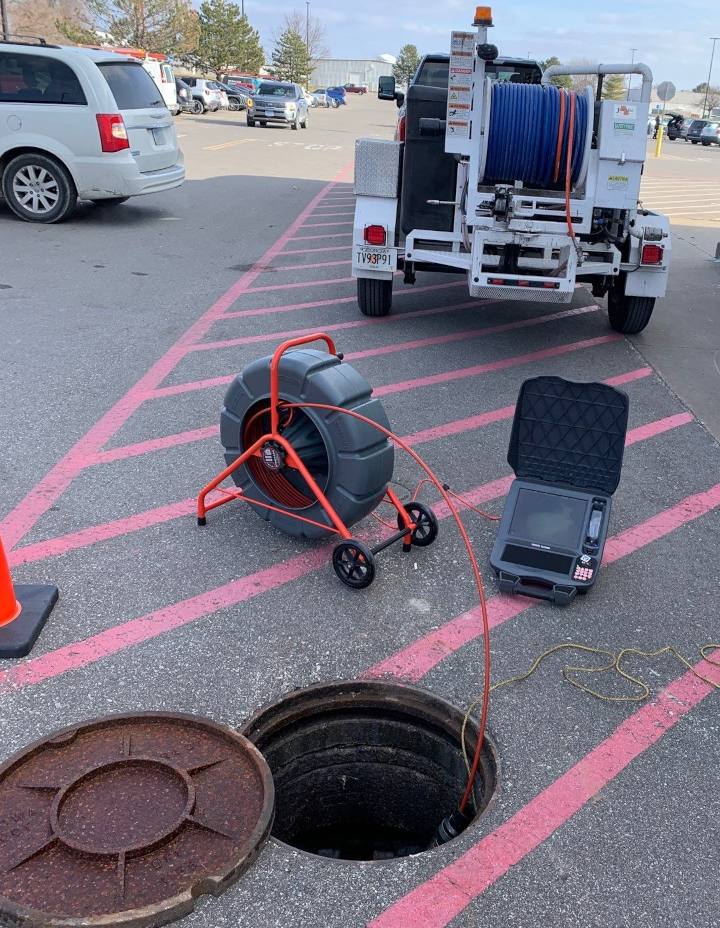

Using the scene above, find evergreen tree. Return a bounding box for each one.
[539,56,572,90]
[195,0,263,80]
[602,73,627,100]
[271,26,311,85]
[393,44,420,87]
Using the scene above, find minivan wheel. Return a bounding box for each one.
[2,153,77,223]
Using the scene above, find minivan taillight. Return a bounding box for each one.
[96,114,129,153]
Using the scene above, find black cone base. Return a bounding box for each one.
[0,584,58,658]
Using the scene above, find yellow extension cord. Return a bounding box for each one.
[461,642,720,775]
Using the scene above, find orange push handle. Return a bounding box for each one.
[269,333,338,432]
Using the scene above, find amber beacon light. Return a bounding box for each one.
[474,6,493,25]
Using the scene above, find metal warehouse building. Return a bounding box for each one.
[310,58,394,91]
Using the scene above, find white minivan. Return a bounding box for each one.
[0,40,184,223]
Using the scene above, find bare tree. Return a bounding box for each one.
[705,85,720,115]
[8,0,89,44]
[566,58,598,95]
[281,8,328,63]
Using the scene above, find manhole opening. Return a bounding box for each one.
[241,681,499,861]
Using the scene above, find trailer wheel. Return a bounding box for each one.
[358,277,393,317]
[608,283,656,335]
[220,349,394,539]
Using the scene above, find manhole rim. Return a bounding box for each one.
[239,679,501,864]
[0,711,275,928]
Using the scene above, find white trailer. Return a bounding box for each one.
[352,8,670,334]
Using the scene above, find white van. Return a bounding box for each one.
[0,41,184,222]
[139,56,178,114]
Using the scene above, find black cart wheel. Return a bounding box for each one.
[220,349,394,539]
[608,279,656,334]
[358,277,393,317]
[333,539,376,588]
[397,502,439,547]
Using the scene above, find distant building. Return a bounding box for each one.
[310,58,394,91]
[627,88,719,119]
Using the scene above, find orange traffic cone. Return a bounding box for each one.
[0,534,57,659]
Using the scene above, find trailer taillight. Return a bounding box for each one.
[641,244,664,265]
[96,114,129,153]
[364,225,386,246]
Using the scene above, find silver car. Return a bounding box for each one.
[247,81,308,129]
[182,77,222,113]
[700,122,720,146]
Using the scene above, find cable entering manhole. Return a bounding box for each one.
[241,680,499,861]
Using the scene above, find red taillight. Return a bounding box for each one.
[96,114,129,153]
[397,115,406,141]
[364,225,386,246]
[641,243,664,265]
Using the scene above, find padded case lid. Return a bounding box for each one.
[507,376,629,495]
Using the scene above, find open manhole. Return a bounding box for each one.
[240,680,499,861]
[0,713,274,927]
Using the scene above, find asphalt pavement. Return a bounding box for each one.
[0,96,718,928]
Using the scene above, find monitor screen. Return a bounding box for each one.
[509,488,587,550]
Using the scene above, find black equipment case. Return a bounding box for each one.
[490,377,629,605]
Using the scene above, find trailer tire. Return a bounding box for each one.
[358,277,393,317]
[608,286,656,335]
[220,349,394,538]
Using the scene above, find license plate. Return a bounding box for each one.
[265,109,274,117]
[355,246,395,269]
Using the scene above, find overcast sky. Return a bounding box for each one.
[246,0,719,91]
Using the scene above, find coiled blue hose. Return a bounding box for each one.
[483,83,588,189]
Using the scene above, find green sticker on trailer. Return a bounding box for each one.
[607,175,629,189]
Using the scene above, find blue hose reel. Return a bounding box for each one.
[483,83,589,189]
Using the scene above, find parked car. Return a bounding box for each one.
[344,83,367,94]
[247,80,308,129]
[666,115,688,140]
[0,41,184,223]
[216,81,251,111]
[312,88,331,107]
[686,119,709,144]
[175,78,201,114]
[327,86,346,106]
[181,77,222,112]
[700,122,720,146]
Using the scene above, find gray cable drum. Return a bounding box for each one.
[220,349,394,538]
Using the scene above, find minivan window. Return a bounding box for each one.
[98,62,165,109]
[258,83,295,97]
[0,52,87,105]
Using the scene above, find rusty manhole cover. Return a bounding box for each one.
[0,713,274,927]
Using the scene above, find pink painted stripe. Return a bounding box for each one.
[288,232,354,242]
[193,300,481,353]
[216,280,465,321]
[344,305,598,363]
[9,500,197,568]
[0,171,351,551]
[366,412,696,682]
[280,244,352,256]
[1,472,714,702]
[163,321,615,402]
[604,366,653,386]
[270,259,349,273]
[152,375,234,399]
[403,368,654,447]
[4,381,663,566]
[375,335,622,397]
[368,642,720,928]
[245,275,355,294]
[309,211,354,217]
[93,426,219,465]
[301,220,354,228]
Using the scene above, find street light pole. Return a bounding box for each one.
[627,48,637,100]
[702,37,719,117]
[0,0,10,40]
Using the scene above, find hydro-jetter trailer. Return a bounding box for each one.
[352,7,670,334]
